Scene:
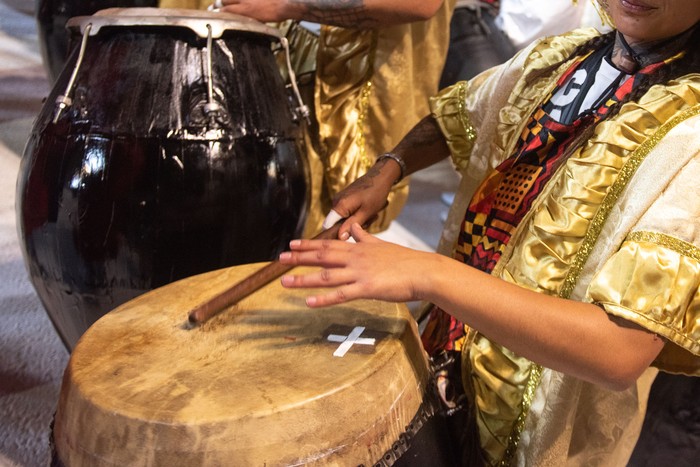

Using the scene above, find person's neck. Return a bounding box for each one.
[611,24,698,73]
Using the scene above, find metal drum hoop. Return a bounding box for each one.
[65,7,283,40]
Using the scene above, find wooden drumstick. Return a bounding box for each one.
[187,221,344,326]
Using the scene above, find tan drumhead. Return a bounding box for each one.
[54,263,430,466]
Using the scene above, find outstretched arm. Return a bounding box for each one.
[218,0,444,28]
[279,224,664,391]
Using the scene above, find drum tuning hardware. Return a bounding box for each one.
[53,23,92,123]
[429,350,456,372]
[444,397,467,417]
[373,399,440,466]
[279,37,311,125]
[201,25,232,129]
[203,102,222,115]
[204,25,218,120]
[54,95,72,116]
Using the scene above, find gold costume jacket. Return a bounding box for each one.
[300,3,455,235]
[431,29,700,466]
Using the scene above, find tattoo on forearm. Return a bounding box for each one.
[393,116,444,153]
[353,163,385,189]
[290,0,378,28]
[333,162,385,204]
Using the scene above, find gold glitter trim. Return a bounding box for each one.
[499,364,543,467]
[457,81,477,154]
[499,102,700,467]
[561,104,700,299]
[356,31,379,171]
[627,231,700,262]
[357,80,374,169]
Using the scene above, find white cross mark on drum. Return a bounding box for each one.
[327,326,376,357]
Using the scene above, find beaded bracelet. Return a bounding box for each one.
[376,152,407,185]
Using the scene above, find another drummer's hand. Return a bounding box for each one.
[279,223,432,307]
[217,0,299,22]
[323,159,399,240]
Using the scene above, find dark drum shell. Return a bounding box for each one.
[16,10,309,350]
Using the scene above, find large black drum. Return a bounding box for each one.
[17,8,309,350]
[36,0,158,83]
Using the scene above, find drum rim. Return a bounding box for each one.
[66,7,283,40]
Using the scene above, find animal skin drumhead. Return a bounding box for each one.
[53,263,431,466]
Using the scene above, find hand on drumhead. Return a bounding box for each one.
[217,0,299,22]
[279,223,433,307]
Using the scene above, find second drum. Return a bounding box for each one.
[17,8,310,350]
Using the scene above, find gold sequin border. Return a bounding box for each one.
[627,231,700,262]
[498,364,543,467]
[457,81,477,155]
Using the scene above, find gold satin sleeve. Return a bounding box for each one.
[430,82,477,172]
[588,232,700,375]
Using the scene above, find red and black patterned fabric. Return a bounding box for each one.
[421,51,673,356]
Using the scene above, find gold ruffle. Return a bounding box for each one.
[589,232,700,374]
[492,30,602,163]
[504,85,700,299]
[466,339,541,464]
[433,28,700,465]
[430,30,605,263]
